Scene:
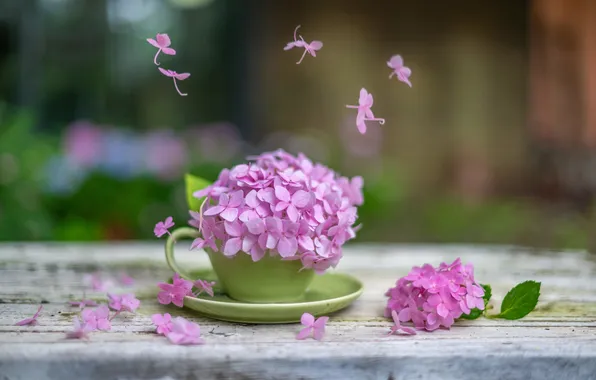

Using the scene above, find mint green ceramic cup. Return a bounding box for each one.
[165,227,315,303]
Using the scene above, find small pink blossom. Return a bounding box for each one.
[83,272,114,292]
[65,317,92,340]
[193,279,216,297]
[119,272,135,287]
[296,312,328,340]
[154,216,175,238]
[345,88,386,134]
[151,313,173,336]
[81,305,112,331]
[387,54,412,87]
[167,317,205,345]
[147,33,176,66]
[15,305,42,326]
[159,68,190,96]
[388,310,416,335]
[284,25,323,65]
[157,273,193,307]
[108,293,140,313]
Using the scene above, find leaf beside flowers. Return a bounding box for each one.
[185,173,211,211]
[497,280,541,320]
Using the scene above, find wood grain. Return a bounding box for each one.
[0,243,595,380]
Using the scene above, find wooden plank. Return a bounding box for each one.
[0,243,595,379]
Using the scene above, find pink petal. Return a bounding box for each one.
[275,186,291,202]
[291,190,311,208]
[358,88,369,104]
[147,38,160,48]
[286,205,299,222]
[388,54,403,69]
[277,236,297,257]
[245,190,259,208]
[436,303,449,318]
[228,190,244,207]
[265,234,279,249]
[284,42,297,50]
[175,73,190,80]
[204,205,225,216]
[300,312,315,326]
[309,41,323,50]
[155,33,171,47]
[313,316,329,329]
[296,326,312,340]
[357,120,367,134]
[245,218,266,235]
[224,221,243,237]
[250,246,266,262]
[298,235,314,251]
[220,207,239,222]
[152,314,165,325]
[242,235,257,252]
[158,67,174,77]
[224,237,242,256]
[157,291,172,305]
[162,47,176,55]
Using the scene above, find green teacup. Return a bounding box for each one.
[165,227,315,303]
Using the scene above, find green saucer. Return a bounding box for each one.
[182,269,363,324]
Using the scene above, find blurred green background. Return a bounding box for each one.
[1,0,595,250]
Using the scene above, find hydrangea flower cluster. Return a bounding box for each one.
[189,149,363,274]
[384,258,485,331]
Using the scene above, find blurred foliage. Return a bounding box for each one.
[0,106,590,249]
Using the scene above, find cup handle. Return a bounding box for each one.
[165,227,201,281]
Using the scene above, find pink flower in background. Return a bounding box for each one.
[167,317,205,345]
[151,313,173,335]
[388,310,416,335]
[346,88,386,134]
[296,312,328,340]
[193,279,216,297]
[157,273,193,307]
[384,258,485,331]
[387,54,412,87]
[65,317,92,340]
[159,68,190,96]
[192,122,243,164]
[81,305,112,331]
[14,305,42,326]
[144,131,189,181]
[154,216,174,238]
[147,33,176,66]
[108,293,140,313]
[83,273,114,292]
[63,120,103,168]
[119,273,135,287]
[284,25,323,65]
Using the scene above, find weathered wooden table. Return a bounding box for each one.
[0,243,595,380]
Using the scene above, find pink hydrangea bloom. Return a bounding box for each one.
[167,317,205,345]
[186,150,362,274]
[81,305,112,331]
[387,54,412,87]
[108,293,140,313]
[151,313,173,336]
[388,310,416,335]
[384,258,485,331]
[157,273,193,307]
[346,88,386,134]
[147,33,176,66]
[193,279,216,297]
[14,305,42,326]
[154,216,174,238]
[159,68,190,97]
[65,317,93,340]
[284,25,323,65]
[296,312,328,340]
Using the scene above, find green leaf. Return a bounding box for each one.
[459,283,492,320]
[185,173,212,211]
[498,280,541,320]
